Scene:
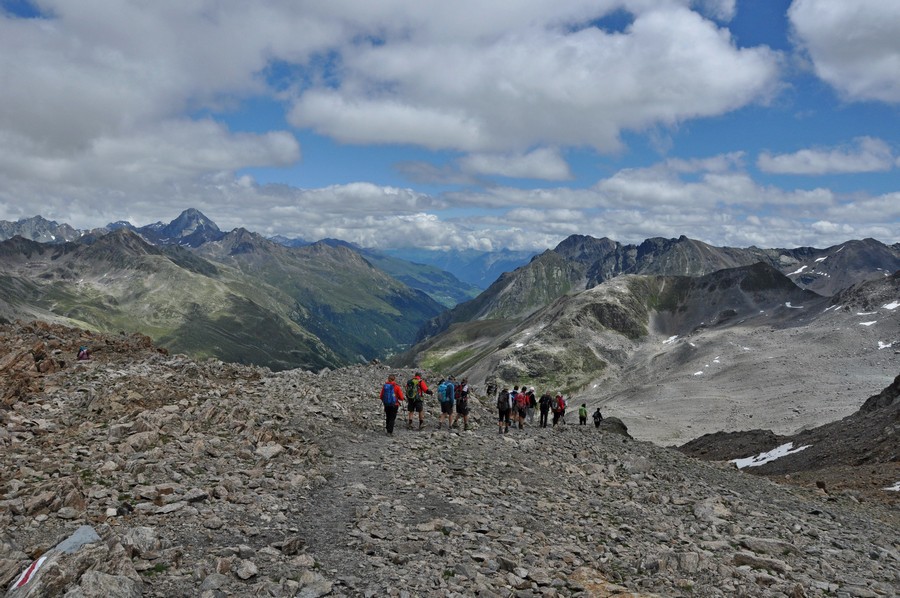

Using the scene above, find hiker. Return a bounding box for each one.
[578,403,588,425]
[77,346,91,360]
[538,391,552,428]
[514,387,529,429]
[452,378,470,431]
[592,408,603,428]
[379,374,405,435]
[406,372,432,430]
[552,393,566,427]
[437,377,456,430]
[497,387,512,434]
[526,388,536,424]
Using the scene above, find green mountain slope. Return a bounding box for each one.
[0,229,443,370]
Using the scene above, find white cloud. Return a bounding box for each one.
[758,137,895,175]
[459,148,573,181]
[789,0,900,103]
[289,3,780,153]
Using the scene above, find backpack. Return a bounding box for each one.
[497,390,510,411]
[437,382,450,403]
[515,392,528,409]
[382,383,398,407]
[539,394,551,410]
[406,378,418,401]
[556,396,566,412]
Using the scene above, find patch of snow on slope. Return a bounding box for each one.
[859,321,877,327]
[878,342,894,350]
[787,265,807,276]
[730,442,811,469]
[785,302,803,309]
[883,301,899,310]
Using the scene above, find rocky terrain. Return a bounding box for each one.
[2,322,898,597]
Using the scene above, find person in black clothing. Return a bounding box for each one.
[592,408,604,428]
[538,391,552,428]
[497,387,512,434]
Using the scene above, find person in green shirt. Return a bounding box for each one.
[578,403,588,425]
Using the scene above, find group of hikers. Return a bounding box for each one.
[378,372,471,435]
[379,373,604,435]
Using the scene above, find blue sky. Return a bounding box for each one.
[0,0,898,252]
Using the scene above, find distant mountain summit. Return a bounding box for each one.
[0,215,82,243]
[138,208,224,247]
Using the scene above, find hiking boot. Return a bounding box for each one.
[406,421,412,430]
[464,424,469,431]
[418,421,423,430]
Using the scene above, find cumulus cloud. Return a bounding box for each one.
[289,3,780,153]
[789,0,900,103]
[758,137,895,175]
[459,148,573,181]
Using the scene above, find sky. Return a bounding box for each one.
[0,0,898,253]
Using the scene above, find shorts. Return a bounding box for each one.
[407,399,423,413]
[498,409,510,423]
[440,400,454,415]
[456,402,469,416]
[517,407,526,419]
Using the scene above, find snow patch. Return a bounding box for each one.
[693,371,703,376]
[883,301,900,310]
[885,482,900,492]
[856,311,877,316]
[785,302,803,309]
[814,256,827,263]
[878,342,893,350]
[730,442,811,469]
[787,265,807,276]
[663,335,679,345]
[859,321,877,327]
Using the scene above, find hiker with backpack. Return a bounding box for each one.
[514,387,529,430]
[538,391,552,428]
[452,377,470,431]
[379,374,405,435]
[592,407,603,428]
[578,403,588,425]
[552,393,567,427]
[497,387,512,434]
[437,377,456,430]
[526,388,536,424]
[405,372,432,430]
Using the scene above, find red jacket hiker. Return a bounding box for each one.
[380,375,405,435]
[380,379,405,405]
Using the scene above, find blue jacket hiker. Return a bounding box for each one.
[379,374,405,435]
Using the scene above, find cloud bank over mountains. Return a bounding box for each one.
[0,0,898,252]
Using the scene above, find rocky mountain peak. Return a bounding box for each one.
[149,208,224,248]
[0,215,82,244]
